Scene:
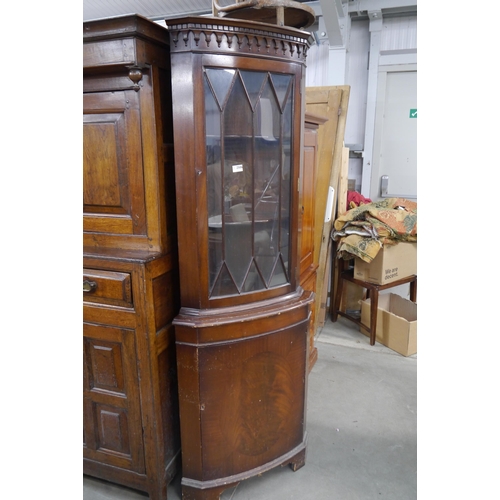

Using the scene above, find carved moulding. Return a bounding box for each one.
[165,16,311,62]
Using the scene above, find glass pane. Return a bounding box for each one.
[206,68,294,297]
[206,75,224,291]
[240,70,266,109]
[254,78,280,286]
[243,261,265,292]
[279,89,293,280]
[213,264,239,297]
[270,73,292,110]
[206,68,235,108]
[223,75,253,289]
[256,77,280,141]
[270,256,288,287]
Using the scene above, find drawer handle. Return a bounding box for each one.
[83,280,97,293]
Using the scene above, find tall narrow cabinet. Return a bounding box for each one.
[164,16,313,499]
[83,15,181,500]
[300,112,328,371]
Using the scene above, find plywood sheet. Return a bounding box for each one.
[337,146,349,216]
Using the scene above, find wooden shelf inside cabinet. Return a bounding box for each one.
[165,16,313,500]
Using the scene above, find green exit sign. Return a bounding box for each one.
[409,109,417,118]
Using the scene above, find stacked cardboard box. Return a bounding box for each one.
[354,242,417,285]
[360,293,417,356]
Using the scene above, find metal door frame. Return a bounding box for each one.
[370,63,417,200]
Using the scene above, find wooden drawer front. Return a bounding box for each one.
[83,268,133,308]
[83,323,144,472]
[83,38,136,69]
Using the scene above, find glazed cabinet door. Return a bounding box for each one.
[83,90,147,241]
[83,322,145,473]
[205,65,297,300]
[170,51,304,310]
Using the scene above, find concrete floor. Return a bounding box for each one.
[83,315,417,500]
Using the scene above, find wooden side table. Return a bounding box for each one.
[331,258,417,346]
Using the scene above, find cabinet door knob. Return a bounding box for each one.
[83,280,97,293]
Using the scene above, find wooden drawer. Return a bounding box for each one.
[83,268,133,308]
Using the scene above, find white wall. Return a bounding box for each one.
[305,12,417,198]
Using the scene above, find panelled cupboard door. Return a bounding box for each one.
[83,322,145,473]
[300,123,318,277]
[304,87,342,266]
[305,86,350,332]
[83,90,147,239]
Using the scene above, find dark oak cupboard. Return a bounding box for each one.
[84,13,315,500]
[83,16,181,500]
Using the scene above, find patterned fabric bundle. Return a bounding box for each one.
[332,197,417,263]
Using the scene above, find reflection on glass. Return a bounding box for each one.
[279,90,293,284]
[205,68,293,297]
[240,71,266,108]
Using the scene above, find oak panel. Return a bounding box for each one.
[83,39,136,68]
[83,90,146,237]
[83,323,145,473]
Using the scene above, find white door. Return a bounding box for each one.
[371,66,417,200]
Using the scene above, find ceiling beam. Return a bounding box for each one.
[348,0,417,15]
[318,0,345,46]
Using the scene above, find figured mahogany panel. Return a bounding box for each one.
[174,289,313,489]
[195,321,307,481]
[83,323,144,472]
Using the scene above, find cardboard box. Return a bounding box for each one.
[354,242,416,285]
[360,293,417,356]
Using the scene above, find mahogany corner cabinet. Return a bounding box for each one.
[164,16,314,499]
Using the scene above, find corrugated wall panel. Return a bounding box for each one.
[83,0,214,21]
[305,42,330,87]
[381,16,417,51]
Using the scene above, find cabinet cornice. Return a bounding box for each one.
[165,16,311,62]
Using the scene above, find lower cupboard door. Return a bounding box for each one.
[83,322,145,473]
